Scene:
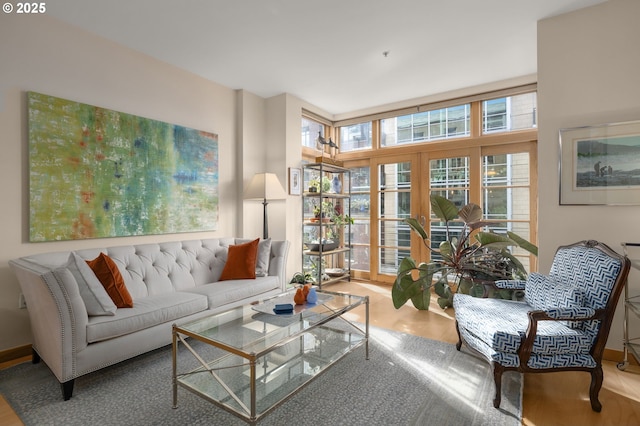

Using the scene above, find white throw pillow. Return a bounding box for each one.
[237,238,271,277]
[256,238,272,277]
[59,252,117,316]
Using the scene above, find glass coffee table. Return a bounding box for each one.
[172,289,369,424]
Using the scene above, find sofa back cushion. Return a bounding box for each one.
[88,239,233,299]
[18,238,287,302]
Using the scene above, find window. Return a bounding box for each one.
[482,152,532,270]
[339,122,372,152]
[429,157,470,261]
[482,93,537,134]
[381,104,470,147]
[301,116,325,149]
[332,86,537,281]
[350,167,371,272]
[378,162,412,274]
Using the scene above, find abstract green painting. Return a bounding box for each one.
[28,92,218,241]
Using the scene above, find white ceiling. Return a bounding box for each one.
[46,0,606,115]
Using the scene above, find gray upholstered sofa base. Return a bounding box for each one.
[10,237,289,400]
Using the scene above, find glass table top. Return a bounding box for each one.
[176,289,367,357]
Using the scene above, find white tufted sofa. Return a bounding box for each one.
[9,237,289,400]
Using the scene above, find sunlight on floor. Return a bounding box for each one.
[327,280,640,425]
[370,327,485,416]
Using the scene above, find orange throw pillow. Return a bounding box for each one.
[219,238,259,281]
[86,253,133,308]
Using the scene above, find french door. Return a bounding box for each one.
[370,154,421,283]
[365,142,536,283]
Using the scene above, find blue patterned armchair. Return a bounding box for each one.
[453,240,630,412]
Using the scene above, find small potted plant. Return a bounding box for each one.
[308,176,331,193]
[290,271,315,285]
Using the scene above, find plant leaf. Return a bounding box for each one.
[410,288,431,310]
[469,284,485,298]
[458,277,473,294]
[430,195,458,222]
[396,257,418,278]
[418,264,437,291]
[474,232,515,248]
[458,203,483,224]
[437,295,454,309]
[467,221,493,231]
[392,274,420,308]
[439,240,454,263]
[404,217,428,240]
[498,289,514,300]
[502,250,527,277]
[507,231,538,256]
[433,274,450,296]
[392,258,434,309]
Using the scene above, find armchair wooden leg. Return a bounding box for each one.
[589,366,603,412]
[492,362,504,408]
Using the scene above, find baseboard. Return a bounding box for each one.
[0,344,31,364]
[603,348,639,366]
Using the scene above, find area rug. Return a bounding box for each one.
[0,327,521,425]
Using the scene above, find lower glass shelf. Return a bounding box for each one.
[176,324,365,421]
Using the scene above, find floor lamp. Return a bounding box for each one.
[244,173,287,239]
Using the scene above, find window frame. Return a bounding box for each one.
[302,86,538,281]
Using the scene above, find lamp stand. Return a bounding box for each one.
[262,198,269,240]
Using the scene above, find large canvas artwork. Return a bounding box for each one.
[28,92,219,241]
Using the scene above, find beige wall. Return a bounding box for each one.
[538,0,640,350]
[238,90,269,239]
[0,13,313,352]
[0,14,305,351]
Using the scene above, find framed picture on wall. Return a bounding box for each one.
[559,119,640,205]
[27,92,219,241]
[289,167,301,195]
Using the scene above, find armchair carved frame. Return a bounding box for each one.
[454,240,630,412]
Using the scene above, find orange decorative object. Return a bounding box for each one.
[303,284,311,298]
[294,288,306,305]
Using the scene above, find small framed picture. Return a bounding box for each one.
[289,167,301,195]
[559,119,640,205]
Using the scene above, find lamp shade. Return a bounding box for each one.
[244,173,287,200]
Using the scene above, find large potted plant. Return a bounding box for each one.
[392,195,538,310]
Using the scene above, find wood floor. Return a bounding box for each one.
[2,280,639,425]
[0,356,26,426]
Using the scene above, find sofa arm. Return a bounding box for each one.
[9,259,88,383]
[268,240,290,291]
